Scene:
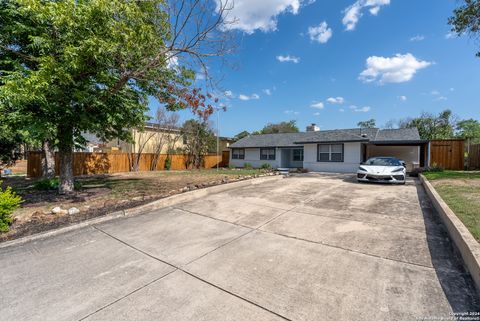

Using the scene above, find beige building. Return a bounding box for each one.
[86,123,232,154]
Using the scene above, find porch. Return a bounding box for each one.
[279,147,304,168]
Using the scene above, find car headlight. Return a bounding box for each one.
[358,166,368,171]
[392,167,404,172]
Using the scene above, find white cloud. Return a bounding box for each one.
[217,0,311,34]
[445,31,456,39]
[167,56,179,69]
[449,87,455,92]
[277,55,300,63]
[224,90,234,98]
[310,102,325,109]
[436,96,447,101]
[350,105,371,112]
[430,90,440,96]
[359,53,432,84]
[410,35,425,42]
[326,96,345,104]
[399,95,407,101]
[263,89,272,96]
[339,108,345,112]
[342,0,390,31]
[238,93,260,101]
[284,110,300,115]
[313,112,321,116]
[308,21,332,44]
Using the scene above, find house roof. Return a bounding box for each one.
[229,128,422,148]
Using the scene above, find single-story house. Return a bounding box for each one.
[229,126,428,173]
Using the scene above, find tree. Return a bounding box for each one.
[357,119,376,128]
[456,119,480,142]
[259,120,299,134]
[398,109,457,140]
[0,0,232,193]
[150,107,180,170]
[449,0,480,57]
[181,119,216,169]
[0,125,22,177]
[234,131,250,141]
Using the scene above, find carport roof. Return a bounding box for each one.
[229,128,422,148]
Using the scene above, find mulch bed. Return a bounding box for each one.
[0,173,276,243]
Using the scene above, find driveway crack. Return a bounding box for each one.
[90,225,292,321]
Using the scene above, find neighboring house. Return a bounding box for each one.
[104,123,184,154]
[229,125,428,173]
[218,136,234,152]
[81,124,233,154]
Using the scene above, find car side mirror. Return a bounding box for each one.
[401,161,406,167]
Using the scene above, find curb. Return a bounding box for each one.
[419,174,480,293]
[0,175,284,249]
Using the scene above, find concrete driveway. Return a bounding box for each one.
[1,174,478,321]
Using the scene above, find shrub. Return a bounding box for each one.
[261,163,272,170]
[228,164,236,169]
[244,163,253,169]
[426,163,444,172]
[33,177,81,190]
[0,182,22,232]
[409,165,444,177]
[165,157,172,170]
[34,177,59,190]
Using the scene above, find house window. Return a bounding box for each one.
[260,148,276,160]
[232,148,245,159]
[293,149,304,161]
[317,144,344,162]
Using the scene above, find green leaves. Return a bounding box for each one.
[0,182,22,232]
[449,0,480,57]
[0,0,184,150]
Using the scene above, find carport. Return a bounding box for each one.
[362,140,429,171]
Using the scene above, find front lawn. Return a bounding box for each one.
[424,171,480,241]
[0,168,273,241]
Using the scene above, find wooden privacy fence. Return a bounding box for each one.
[27,151,229,178]
[429,139,465,170]
[467,143,480,170]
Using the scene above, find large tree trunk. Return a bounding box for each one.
[42,140,56,178]
[58,147,74,194]
[58,124,75,194]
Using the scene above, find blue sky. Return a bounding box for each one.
[152,0,480,137]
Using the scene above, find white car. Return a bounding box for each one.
[357,157,406,184]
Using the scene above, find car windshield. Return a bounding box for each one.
[364,157,402,166]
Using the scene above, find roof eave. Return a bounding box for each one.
[294,139,369,144]
[370,140,428,145]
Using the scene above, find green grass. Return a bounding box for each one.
[423,171,480,180]
[434,185,480,241]
[424,171,480,241]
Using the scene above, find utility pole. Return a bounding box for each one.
[216,107,220,171]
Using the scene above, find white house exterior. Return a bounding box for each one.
[229,128,427,173]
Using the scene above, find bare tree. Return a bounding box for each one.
[106,0,236,102]
[150,107,180,170]
[129,127,157,172]
[165,0,235,87]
